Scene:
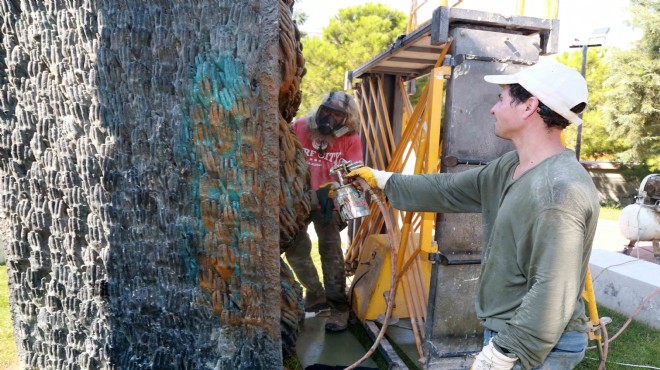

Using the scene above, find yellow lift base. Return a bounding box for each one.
[351,234,432,322]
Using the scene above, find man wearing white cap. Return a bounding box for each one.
[347,61,600,369]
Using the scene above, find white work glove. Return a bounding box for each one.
[346,166,393,190]
[471,340,518,370]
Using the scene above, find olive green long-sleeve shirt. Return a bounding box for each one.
[383,150,599,369]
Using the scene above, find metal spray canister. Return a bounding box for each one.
[329,160,370,222]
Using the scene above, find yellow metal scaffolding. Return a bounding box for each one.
[349,0,605,361]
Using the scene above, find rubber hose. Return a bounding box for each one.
[344,178,398,370]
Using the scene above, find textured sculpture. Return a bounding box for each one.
[0,0,308,368]
[276,0,310,356]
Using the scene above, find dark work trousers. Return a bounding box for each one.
[285,209,349,312]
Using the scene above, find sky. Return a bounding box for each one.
[293,0,643,52]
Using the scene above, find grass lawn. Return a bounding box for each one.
[575,305,660,369]
[599,206,622,221]
[1,265,18,369]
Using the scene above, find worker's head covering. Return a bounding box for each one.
[484,61,588,125]
[309,91,359,137]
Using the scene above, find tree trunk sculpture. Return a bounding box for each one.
[0,0,308,368]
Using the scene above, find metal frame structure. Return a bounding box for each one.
[345,2,606,368]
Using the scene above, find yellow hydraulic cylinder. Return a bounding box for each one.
[351,234,432,322]
[517,0,525,15]
[582,267,601,341]
[547,0,559,19]
[419,66,448,255]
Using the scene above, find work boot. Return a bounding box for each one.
[304,290,327,312]
[325,309,349,332]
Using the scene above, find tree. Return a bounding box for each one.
[601,0,660,170]
[299,3,407,115]
[292,0,308,33]
[555,48,628,160]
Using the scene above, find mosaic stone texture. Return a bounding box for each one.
[0,0,308,368]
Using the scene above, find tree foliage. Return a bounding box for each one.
[298,3,407,116]
[295,1,659,170]
[601,0,660,170]
[555,48,628,160]
[555,0,659,171]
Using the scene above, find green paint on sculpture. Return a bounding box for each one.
[181,55,265,325]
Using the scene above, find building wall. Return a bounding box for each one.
[583,162,641,206]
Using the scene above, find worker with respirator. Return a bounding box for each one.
[348,62,599,369]
[285,91,363,332]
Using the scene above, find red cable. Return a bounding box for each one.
[598,321,609,370]
[589,287,660,369]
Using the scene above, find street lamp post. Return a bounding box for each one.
[570,27,610,161]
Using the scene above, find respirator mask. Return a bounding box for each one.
[315,106,348,137]
[313,91,353,138]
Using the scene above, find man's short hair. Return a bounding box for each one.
[508,83,586,130]
[484,61,588,126]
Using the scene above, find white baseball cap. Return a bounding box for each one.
[484,61,588,125]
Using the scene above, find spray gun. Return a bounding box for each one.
[329,159,371,222]
[329,160,398,370]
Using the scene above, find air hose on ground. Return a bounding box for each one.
[590,287,660,370]
[344,177,398,370]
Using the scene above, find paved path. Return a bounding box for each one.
[593,219,629,253]
[593,219,657,264]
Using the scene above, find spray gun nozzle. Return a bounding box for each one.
[330,159,364,184]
